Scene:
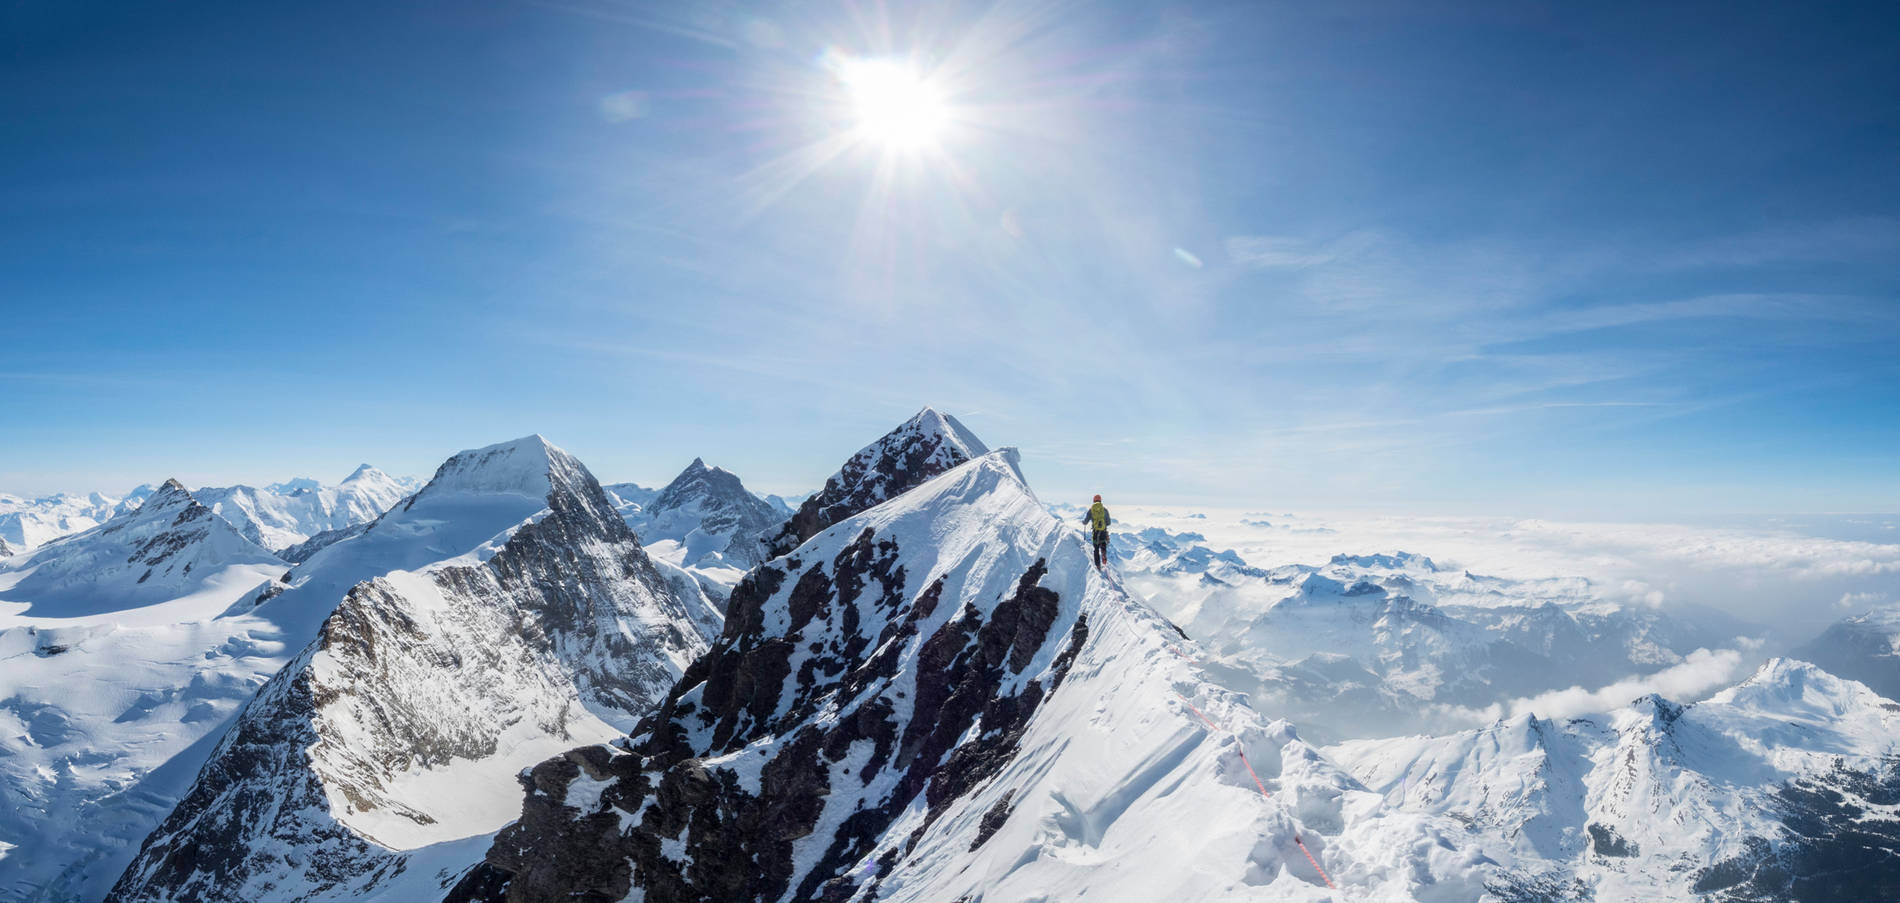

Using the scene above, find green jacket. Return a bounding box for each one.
[1087,502,1111,533]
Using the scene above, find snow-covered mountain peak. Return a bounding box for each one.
[239,436,600,640]
[0,485,151,551]
[408,434,581,503]
[340,463,384,483]
[1331,646,1900,899]
[1704,656,1881,722]
[136,478,195,514]
[907,404,989,455]
[195,464,417,554]
[1614,692,1687,734]
[652,456,743,506]
[1283,569,1390,605]
[767,408,992,557]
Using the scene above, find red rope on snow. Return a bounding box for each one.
[1173,692,1224,732]
[1295,834,1338,890]
[1234,748,1271,800]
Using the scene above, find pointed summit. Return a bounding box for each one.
[140,478,193,511]
[455,442,1447,903]
[766,407,990,557]
[632,457,780,571]
[341,463,384,483]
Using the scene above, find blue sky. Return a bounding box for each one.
[3,0,1897,516]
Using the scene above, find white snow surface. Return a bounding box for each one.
[840,454,1488,901]
[240,434,581,640]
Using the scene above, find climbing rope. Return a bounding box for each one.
[1296,834,1338,890]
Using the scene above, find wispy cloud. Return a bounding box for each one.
[1224,232,1377,270]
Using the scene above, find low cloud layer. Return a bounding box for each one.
[1436,647,1750,726]
[1126,507,1900,639]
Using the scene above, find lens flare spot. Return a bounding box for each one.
[824,51,950,152]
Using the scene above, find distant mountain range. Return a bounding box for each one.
[1,408,1895,902]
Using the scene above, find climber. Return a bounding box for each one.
[1083,494,1111,569]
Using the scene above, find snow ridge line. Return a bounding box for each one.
[1167,647,1340,892]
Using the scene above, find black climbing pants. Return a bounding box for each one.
[1092,530,1109,567]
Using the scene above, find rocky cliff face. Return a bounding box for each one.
[107,440,721,903]
[765,407,986,559]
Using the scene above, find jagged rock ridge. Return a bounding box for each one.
[765,407,986,558]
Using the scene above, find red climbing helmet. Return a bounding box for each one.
[1093,494,1102,502]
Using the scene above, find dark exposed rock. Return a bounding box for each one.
[765,408,986,558]
[970,790,1017,851]
[1587,822,1638,858]
[1697,756,1900,902]
[467,505,1085,903]
[1483,871,1593,903]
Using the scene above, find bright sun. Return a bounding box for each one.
[831,55,950,152]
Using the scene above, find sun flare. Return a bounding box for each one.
[828,54,950,152]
